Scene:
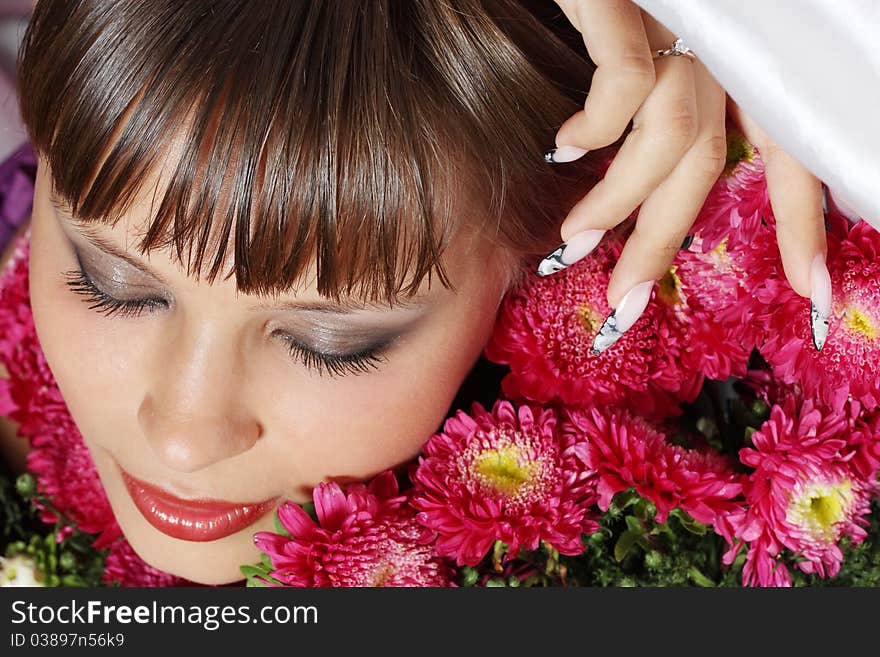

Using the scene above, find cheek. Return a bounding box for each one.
[267,279,502,497]
[28,211,141,453]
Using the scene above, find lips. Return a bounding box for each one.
[119,467,278,542]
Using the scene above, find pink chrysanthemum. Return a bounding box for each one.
[0,232,189,586]
[0,234,119,547]
[742,368,880,481]
[671,234,754,379]
[565,406,745,540]
[690,126,772,252]
[102,540,189,587]
[738,219,880,412]
[409,399,599,566]
[486,234,712,420]
[255,471,453,587]
[725,398,878,587]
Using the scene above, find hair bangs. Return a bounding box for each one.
[18,0,602,303]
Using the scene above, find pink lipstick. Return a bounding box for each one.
[120,468,277,542]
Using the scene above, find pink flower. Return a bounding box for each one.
[725,398,877,586]
[743,368,880,481]
[409,399,598,566]
[565,406,745,539]
[0,236,120,547]
[672,234,754,380]
[1,234,191,586]
[738,220,880,412]
[485,233,707,420]
[690,126,772,252]
[102,540,189,587]
[255,471,453,587]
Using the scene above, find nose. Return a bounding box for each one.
[138,321,263,474]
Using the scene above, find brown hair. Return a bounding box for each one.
[17,0,607,304]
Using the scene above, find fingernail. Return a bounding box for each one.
[536,229,606,276]
[810,253,832,351]
[592,281,655,355]
[679,234,694,250]
[543,146,589,163]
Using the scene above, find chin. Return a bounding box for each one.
[89,445,278,585]
[120,521,259,586]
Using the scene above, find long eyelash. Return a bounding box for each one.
[280,336,389,378]
[62,267,166,318]
[63,265,389,378]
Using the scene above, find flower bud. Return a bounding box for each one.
[15,473,36,499]
[59,551,77,572]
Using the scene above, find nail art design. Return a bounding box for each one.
[543,146,589,164]
[679,234,694,250]
[810,253,832,351]
[591,309,623,355]
[536,229,605,277]
[811,303,830,351]
[591,281,655,355]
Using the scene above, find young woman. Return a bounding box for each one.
[0,0,838,585]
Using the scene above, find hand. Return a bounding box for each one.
[537,0,829,353]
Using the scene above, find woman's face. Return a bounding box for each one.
[27,155,513,584]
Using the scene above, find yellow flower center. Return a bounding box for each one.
[369,562,396,587]
[577,304,604,333]
[844,306,877,340]
[787,480,854,543]
[658,266,683,308]
[724,129,756,176]
[699,236,735,271]
[473,446,537,498]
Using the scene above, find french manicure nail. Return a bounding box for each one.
[591,281,655,355]
[536,229,606,276]
[810,253,832,351]
[543,146,589,163]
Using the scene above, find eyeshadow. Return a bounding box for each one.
[54,205,440,317]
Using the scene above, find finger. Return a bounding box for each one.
[605,59,727,307]
[551,0,655,151]
[767,150,825,299]
[559,14,699,243]
[730,102,826,298]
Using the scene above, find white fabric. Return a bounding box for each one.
[633,0,880,230]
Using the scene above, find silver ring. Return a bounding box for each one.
[652,37,696,60]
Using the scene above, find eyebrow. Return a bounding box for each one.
[54,205,435,314]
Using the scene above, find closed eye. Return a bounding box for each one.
[62,262,393,378]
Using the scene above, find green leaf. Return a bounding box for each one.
[299,502,319,524]
[522,574,544,587]
[618,489,639,509]
[614,530,638,563]
[688,567,715,587]
[461,566,479,587]
[624,515,643,535]
[750,399,770,419]
[239,564,270,578]
[672,509,708,536]
[273,510,291,538]
[60,574,86,587]
[240,563,282,587]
